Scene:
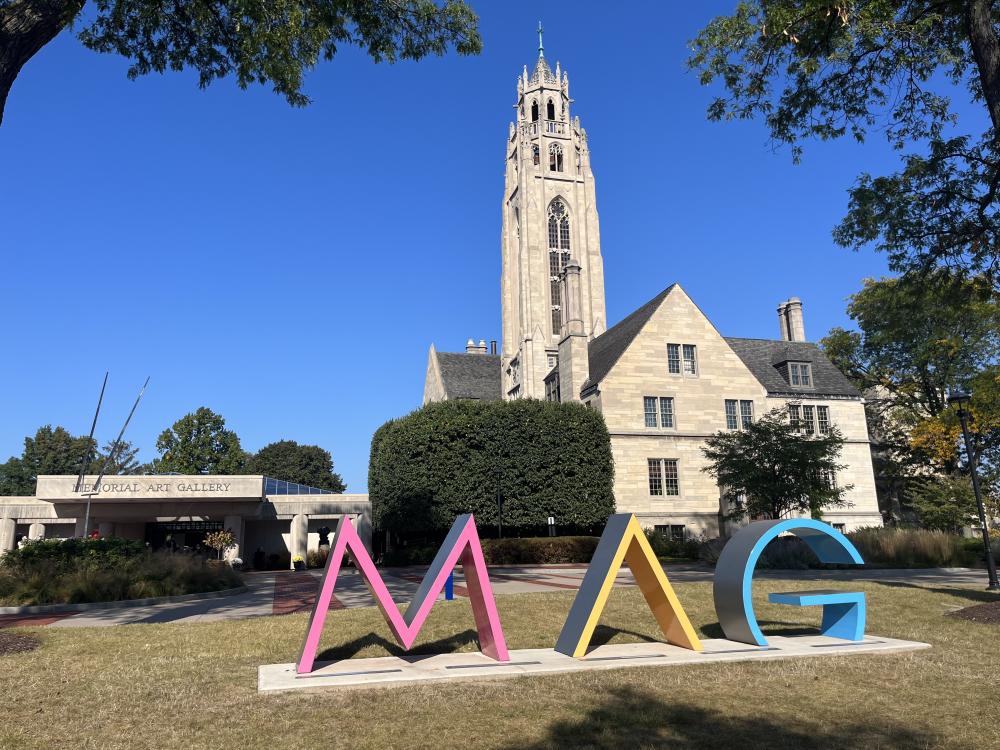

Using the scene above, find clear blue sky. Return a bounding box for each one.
[0,2,980,491]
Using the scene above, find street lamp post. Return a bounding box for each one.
[948,389,1000,591]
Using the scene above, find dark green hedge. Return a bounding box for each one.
[381,536,600,567]
[370,399,615,537]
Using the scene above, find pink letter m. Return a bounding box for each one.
[297,513,509,674]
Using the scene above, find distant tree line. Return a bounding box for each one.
[0,406,345,495]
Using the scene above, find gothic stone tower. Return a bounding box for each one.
[500,32,607,399]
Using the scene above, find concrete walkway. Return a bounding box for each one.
[0,564,991,629]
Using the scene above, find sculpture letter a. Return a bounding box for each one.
[555,513,702,657]
[297,513,509,674]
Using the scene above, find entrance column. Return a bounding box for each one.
[28,523,45,540]
[223,515,244,560]
[290,513,308,569]
[0,518,15,552]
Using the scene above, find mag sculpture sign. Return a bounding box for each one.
[296,512,870,676]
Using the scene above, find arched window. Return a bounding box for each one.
[532,144,539,166]
[549,143,563,172]
[531,100,539,122]
[547,199,571,333]
[546,99,555,120]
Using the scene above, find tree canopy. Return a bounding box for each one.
[247,439,345,492]
[701,407,851,521]
[0,0,482,124]
[689,1,1000,285]
[151,406,246,475]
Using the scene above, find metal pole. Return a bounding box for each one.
[957,406,1000,591]
[496,464,502,540]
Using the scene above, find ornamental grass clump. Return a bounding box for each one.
[0,538,242,606]
[848,527,975,568]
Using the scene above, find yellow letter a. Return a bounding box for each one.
[554,514,702,657]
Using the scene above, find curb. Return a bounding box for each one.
[0,585,250,615]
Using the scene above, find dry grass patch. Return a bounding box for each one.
[0,579,996,749]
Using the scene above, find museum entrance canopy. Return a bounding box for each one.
[35,475,336,503]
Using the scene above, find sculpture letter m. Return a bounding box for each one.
[297,513,509,674]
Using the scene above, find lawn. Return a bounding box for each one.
[1,579,997,749]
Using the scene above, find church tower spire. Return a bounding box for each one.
[500,34,607,399]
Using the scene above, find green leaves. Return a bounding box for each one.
[152,406,247,474]
[75,0,482,107]
[369,399,615,537]
[688,1,999,282]
[246,439,345,491]
[701,406,850,520]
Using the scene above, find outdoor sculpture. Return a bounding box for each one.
[555,513,702,657]
[297,513,508,674]
[713,518,867,646]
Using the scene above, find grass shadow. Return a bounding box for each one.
[876,580,1000,604]
[316,628,480,662]
[587,624,661,650]
[502,687,938,749]
[699,620,817,640]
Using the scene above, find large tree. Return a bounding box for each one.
[151,406,246,474]
[0,424,102,494]
[689,1,1000,285]
[247,439,345,492]
[821,271,1000,518]
[0,0,481,124]
[701,407,851,521]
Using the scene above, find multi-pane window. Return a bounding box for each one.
[655,524,687,541]
[648,459,680,496]
[532,144,539,165]
[819,468,837,489]
[549,142,564,172]
[725,400,739,430]
[643,397,675,428]
[644,397,658,428]
[788,404,801,430]
[789,362,813,387]
[667,344,681,374]
[832,523,846,533]
[817,406,831,434]
[547,199,571,333]
[802,405,815,435]
[544,373,560,403]
[726,400,754,430]
[682,345,698,375]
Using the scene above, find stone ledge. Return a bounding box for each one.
[0,585,250,615]
[258,634,930,693]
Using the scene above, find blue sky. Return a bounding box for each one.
[0,2,985,491]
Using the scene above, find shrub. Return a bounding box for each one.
[2,536,145,570]
[643,530,701,561]
[370,400,615,537]
[481,536,599,565]
[848,527,975,568]
[306,548,329,569]
[0,540,242,606]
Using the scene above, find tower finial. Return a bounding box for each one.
[537,21,544,58]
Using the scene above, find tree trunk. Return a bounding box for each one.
[967,0,1000,136]
[0,0,82,125]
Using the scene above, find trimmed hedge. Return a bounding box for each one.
[381,536,600,567]
[370,399,615,537]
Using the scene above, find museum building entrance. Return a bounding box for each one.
[145,521,224,553]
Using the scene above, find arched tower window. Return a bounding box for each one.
[549,143,564,172]
[547,199,571,334]
[532,144,539,166]
[546,99,555,120]
[531,100,539,122]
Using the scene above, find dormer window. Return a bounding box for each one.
[789,362,812,387]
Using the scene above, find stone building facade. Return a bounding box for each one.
[424,43,883,537]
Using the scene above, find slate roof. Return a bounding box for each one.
[435,352,502,401]
[583,285,675,392]
[724,338,861,398]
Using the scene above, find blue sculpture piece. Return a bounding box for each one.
[713,519,866,646]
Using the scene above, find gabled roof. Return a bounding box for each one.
[584,285,674,390]
[434,351,502,401]
[724,338,861,398]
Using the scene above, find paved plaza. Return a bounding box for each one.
[0,563,988,629]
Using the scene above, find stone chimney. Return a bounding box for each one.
[777,298,806,342]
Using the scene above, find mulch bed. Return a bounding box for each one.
[947,600,1000,625]
[0,631,39,656]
